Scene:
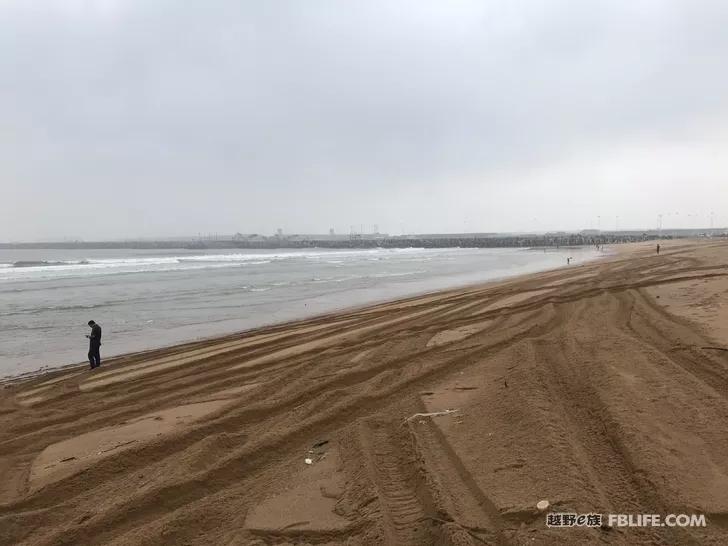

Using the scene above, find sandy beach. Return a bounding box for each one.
[2,239,728,545]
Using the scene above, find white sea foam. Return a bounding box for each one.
[0,248,445,282]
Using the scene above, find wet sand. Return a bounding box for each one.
[2,239,728,545]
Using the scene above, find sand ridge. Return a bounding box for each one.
[28,400,231,492]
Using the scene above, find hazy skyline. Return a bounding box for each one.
[2,0,728,241]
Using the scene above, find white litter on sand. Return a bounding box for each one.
[404,409,459,422]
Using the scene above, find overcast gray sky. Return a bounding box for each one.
[2,0,727,240]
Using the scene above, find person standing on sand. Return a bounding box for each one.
[86,320,102,369]
[657,243,661,255]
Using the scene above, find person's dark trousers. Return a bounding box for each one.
[88,344,101,368]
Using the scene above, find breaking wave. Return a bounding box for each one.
[0,248,447,282]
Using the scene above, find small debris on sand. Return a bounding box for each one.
[405,409,459,422]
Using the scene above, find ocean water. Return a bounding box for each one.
[0,246,600,377]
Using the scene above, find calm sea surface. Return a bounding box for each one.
[0,246,600,377]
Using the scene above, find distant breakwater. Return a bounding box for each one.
[0,232,677,250]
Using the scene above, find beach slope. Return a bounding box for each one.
[2,240,728,545]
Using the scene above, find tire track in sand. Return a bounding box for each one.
[361,420,434,545]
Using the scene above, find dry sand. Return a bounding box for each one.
[2,239,728,545]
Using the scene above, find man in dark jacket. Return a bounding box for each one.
[87,320,102,369]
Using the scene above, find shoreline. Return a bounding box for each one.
[1,245,609,383]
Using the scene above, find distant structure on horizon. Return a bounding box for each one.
[3,227,726,250]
